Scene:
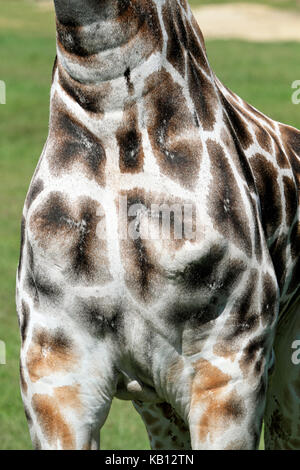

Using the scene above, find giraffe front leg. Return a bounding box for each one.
[19,314,114,450]
[188,355,269,450]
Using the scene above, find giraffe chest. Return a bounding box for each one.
[27,168,251,319]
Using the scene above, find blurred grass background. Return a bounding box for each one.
[0,0,300,450]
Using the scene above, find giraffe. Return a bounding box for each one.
[16,0,300,450]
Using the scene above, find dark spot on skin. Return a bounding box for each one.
[187,53,216,131]
[21,301,30,343]
[124,67,134,94]
[26,179,44,210]
[239,334,268,376]
[269,235,287,293]
[221,95,253,150]
[49,101,106,184]
[30,192,111,285]
[255,127,272,153]
[261,273,278,326]
[224,396,245,420]
[18,216,26,280]
[75,297,122,339]
[70,200,102,281]
[185,20,209,72]
[283,176,298,227]
[117,106,144,173]
[36,328,72,353]
[250,154,282,240]
[145,68,201,189]
[222,113,257,193]
[207,139,252,256]
[226,270,259,341]
[280,124,300,175]
[119,192,158,298]
[170,255,247,327]
[179,244,226,290]
[133,236,155,298]
[31,192,69,236]
[163,2,186,76]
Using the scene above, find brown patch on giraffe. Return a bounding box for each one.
[261,273,278,326]
[48,95,106,185]
[169,252,247,331]
[250,153,282,240]
[116,104,144,174]
[26,327,78,383]
[286,219,300,297]
[144,68,202,189]
[26,179,44,210]
[274,140,290,169]
[269,234,288,293]
[229,96,274,155]
[32,393,76,450]
[118,187,199,298]
[280,124,300,181]
[191,14,207,53]
[179,0,189,12]
[187,53,217,132]
[255,127,272,154]
[163,1,187,77]
[239,335,268,379]
[214,269,260,358]
[58,62,111,115]
[119,191,159,299]
[126,0,163,54]
[283,175,298,227]
[207,139,252,256]
[53,385,82,411]
[30,192,111,284]
[186,20,210,74]
[74,296,122,339]
[221,95,253,150]
[191,359,245,442]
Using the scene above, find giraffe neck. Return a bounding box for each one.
[53,0,165,84]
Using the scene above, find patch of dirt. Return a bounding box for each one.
[193,3,300,41]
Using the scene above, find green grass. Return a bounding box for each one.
[0,0,300,450]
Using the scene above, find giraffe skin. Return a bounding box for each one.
[16,0,300,450]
